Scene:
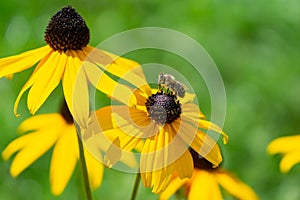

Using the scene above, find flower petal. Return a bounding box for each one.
[199,119,228,144]
[84,149,104,189]
[181,103,206,120]
[267,135,300,154]
[17,114,63,133]
[0,46,52,77]
[62,51,88,128]
[104,137,122,168]
[175,150,193,179]
[50,124,78,195]
[140,128,176,194]
[83,60,137,107]
[71,52,90,129]
[85,46,152,96]
[179,92,196,104]
[27,51,66,114]
[13,52,52,116]
[159,177,188,200]
[2,120,61,177]
[279,151,300,173]
[188,170,223,200]
[216,169,259,200]
[174,120,222,167]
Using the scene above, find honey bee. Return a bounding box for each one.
[158,72,186,98]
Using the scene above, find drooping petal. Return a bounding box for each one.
[84,132,138,169]
[17,114,63,133]
[267,135,300,154]
[71,51,90,129]
[140,128,176,194]
[0,46,52,77]
[2,122,62,177]
[173,120,222,167]
[199,119,228,144]
[13,53,52,116]
[104,137,122,168]
[27,51,66,114]
[279,151,300,173]
[84,149,104,189]
[188,170,222,200]
[84,60,137,107]
[175,150,193,179]
[85,46,152,96]
[159,177,188,200]
[50,125,78,195]
[216,169,259,200]
[62,51,86,126]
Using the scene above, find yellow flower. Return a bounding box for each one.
[159,149,259,200]
[0,6,145,128]
[84,72,228,194]
[1,101,103,195]
[267,134,300,173]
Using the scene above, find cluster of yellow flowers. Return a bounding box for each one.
[1,6,297,200]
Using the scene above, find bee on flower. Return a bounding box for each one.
[84,71,228,194]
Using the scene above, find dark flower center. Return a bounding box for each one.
[44,6,90,52]
[145,91,181,124]
[189,148,218,170]
[60,100,74,124]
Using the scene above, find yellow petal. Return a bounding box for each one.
[0,46,52,77]
[279,151,300,173]
[199,119,229,144]
[84,149,104,189]
[2,122,61,177]
[27,51,66,114]
[89,105,153,151]
[71,52,90,129]
[181,103,206,120]
[174,120,222,167]
[85,46,152,96]
[175,150,193,179]
[84,60,137,107]
[104,137,122,168]
[62,51,87,127]
[267,135,300,154]
[179,92,196,104]
[140,129,176,194]
[83,107,121,145]
[216,169,259,200]
[17,114,63,133]
[151,165,175,194]
[13,52,52,116]
[188,170,222,200]
[50,125,78,195]
[159,177,188,200]
[84,132,138,168]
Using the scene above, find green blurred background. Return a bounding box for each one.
[1,0,300,199]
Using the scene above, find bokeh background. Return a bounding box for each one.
[1,0,300,199]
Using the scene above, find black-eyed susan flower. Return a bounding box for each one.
[0,6,146,128]
[159,149,259,200]
[267,134,300,173]
[84,72,228,194]
[1,101,137,195]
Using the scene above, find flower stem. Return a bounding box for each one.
[131,173,141,200]
[77,131,93,200]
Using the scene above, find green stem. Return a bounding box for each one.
[131,173,141,200]
[77,131,93,200]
